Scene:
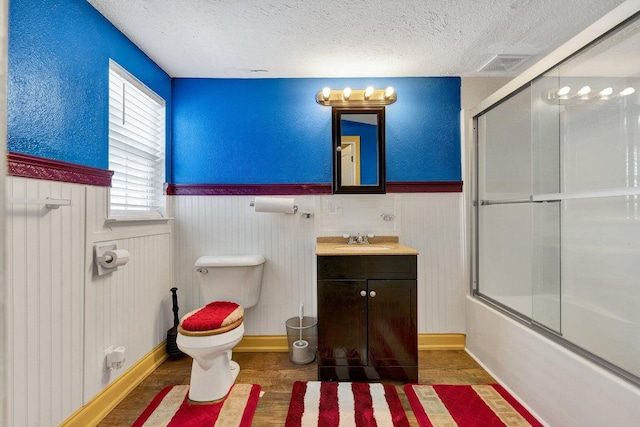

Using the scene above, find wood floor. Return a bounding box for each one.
[98,350,495,426]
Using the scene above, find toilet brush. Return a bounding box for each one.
[166,287,184,359]
[292,303,310,364]
[299,304,303,342]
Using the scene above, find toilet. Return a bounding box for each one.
[177,254,265,402]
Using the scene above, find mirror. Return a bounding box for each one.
[332,107,386,194]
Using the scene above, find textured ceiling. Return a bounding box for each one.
[87,0,627,78]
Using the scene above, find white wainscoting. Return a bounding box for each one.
[399,193,467,333]
[7,177,86,427]
[83,186,173,404]
[6,180,465,425]
[173,192,466,335]
[6,177,174,426]
[173,195,317,335]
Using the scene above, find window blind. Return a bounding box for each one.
[108,61,166,218]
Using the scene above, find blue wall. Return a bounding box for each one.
[8,1,461,184]
[8,0,171,170]
[171,77,461,184]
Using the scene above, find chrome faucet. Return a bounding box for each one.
[344,233,370,244]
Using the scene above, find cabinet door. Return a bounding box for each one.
[317,280,368,366]
[367,280,417,367]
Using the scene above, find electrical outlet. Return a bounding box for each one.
[104,345,114,372]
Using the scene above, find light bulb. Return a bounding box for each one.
[384,86,395,99]
[343,87,351,100]
[322,87,331,100]
[577,86,591,96]
[599,87,613,97]
[364,86,374,100]
[557,86,571,96]
[620,87,635,96]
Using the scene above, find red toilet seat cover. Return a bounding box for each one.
[180,301,244,332]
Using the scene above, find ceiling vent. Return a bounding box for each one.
[478,54,532,73]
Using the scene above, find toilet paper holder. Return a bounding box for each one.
[249,199,299,213]
[95,241,130,276]
[249,199,313,217]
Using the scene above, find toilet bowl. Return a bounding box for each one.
[177,255,265,402]
[177,317,244,401]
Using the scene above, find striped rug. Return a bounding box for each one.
[404,384,543,427]
[285,381,410,427]
[131,383,260,427]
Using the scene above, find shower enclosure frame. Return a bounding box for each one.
[470,6,640,387]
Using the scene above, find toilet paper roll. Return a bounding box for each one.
[253,196,296,214]
[100,249,130,268]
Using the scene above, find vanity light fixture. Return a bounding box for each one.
[543,85,635,105]
[316,86,397,106]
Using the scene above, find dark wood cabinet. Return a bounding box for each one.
[317,255,417,382]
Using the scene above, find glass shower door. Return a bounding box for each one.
[531,71,563,334]
[476,81,563,334]
[475,12,640,382]
[476,87,537,320]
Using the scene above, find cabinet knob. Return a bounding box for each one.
[360,290,367,297]
[370,290,377,298]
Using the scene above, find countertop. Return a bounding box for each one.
[315,236,419,256]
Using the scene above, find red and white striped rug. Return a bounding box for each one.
[285,381,410,427]
[132,383,260,427]
[404,384,543,427]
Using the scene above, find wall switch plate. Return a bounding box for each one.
[327,198,342,214]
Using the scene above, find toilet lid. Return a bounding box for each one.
[180,301,244,332]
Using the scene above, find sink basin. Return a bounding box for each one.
[333,245,393,251]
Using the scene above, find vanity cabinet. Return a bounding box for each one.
[317,255,417,382]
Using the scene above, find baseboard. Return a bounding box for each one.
[235,333,466,353]
[60,342,168,427]
[417,333,466,350]
[235,335,289,352]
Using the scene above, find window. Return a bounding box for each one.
[108,60,166,218]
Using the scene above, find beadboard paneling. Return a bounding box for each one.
[173,195,317,335]
[316,194,400,236]
[6,177,174,425]
[399,193,467,332]
[83,185,173,404]
[6,177,85,427]
[173,193,466,335]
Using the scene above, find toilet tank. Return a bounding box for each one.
[195,255,265,308]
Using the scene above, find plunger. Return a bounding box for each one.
[166,287,184,359]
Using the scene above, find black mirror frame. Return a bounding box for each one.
[332,106,386,194]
